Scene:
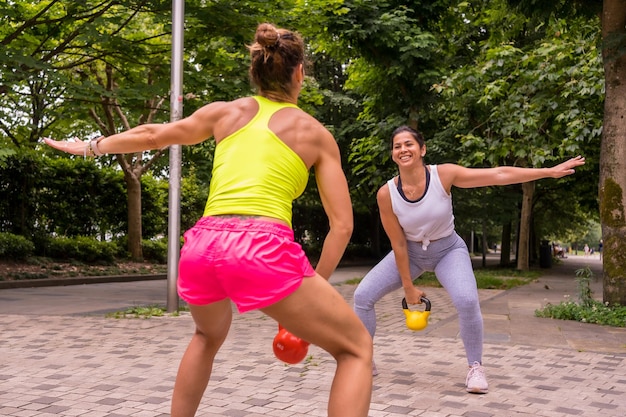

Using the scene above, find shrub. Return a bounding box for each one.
[142,238,168,264]
[0,232,35,260]
[45,236,117,263]
[535,267,626,327]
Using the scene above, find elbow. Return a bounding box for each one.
[332,219,353,242]
[145,126,161,149]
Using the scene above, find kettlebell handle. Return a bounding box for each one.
[402,296,431,311]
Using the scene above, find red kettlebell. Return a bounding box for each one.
[272,324,310,364]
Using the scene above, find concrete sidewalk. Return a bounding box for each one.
[1,255,625,416]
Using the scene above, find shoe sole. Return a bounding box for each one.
[466,387,488,394]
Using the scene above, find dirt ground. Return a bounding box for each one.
[0,258,167,281]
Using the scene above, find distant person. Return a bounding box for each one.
[353,125,585,394]
[553,244,565,258]
[584,243,590,256]
[598,239,603,260]
[45,22,372,417]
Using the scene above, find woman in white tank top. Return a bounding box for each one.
[354,125,585,393]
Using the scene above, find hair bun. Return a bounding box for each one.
[256,23,280,49]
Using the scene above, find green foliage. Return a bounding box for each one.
[316,1,448,124]
[141,239,168,264]
[106,304,189,319]
[44,236,118,264]
[535,267,626,327]
[0,1,172,146]
[0,152,175,247]
[415,268,540,289]
[575,266,594,307]
[0,232,35,260]
[434,16,603,168]
[0,151,43,236]
[348,132,395,204]
[535,299,626,327]
[431,10,603,246]
[180,168,209,232]
[1,0,608,273]
[140,175,168,239]
[345,267,539,289]
[36,157,127,238]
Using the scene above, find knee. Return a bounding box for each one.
[357,339,374,364]
[341,328,373,363]
[454,296,481,317]
[192,328,214,347]
[353,286,374,311]
[192,326,228,353]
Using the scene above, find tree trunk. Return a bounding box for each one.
[516,182,534,270]
[481,219,487,267]
[500,221,511,266]
[600,0,626,305]
[125,168,143,261]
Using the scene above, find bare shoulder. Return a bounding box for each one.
[435,163,460,175]
[271,108,333,167]
[290,108,329,139]
[210,97,259,141]
[200,96,256,115]
[433,163,464,193]
[231,96,259,110]
[377,181,391,201]
[435,162,462,178]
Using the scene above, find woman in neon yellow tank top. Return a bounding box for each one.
[45,23,372,417]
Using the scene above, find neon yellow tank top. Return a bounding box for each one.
[203,96,309,227]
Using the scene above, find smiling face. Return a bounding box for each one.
[391,131,426,167]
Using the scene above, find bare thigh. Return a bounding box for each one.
[188,299,233,344]
[261,274,372,359]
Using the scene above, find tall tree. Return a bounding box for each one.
[507,0,626,305]
[599,0,626,305]
[307,0,453,255]
[1,0,282,260]
[1,0,171,259]
[434,9,603,270]
[0,1,170,148]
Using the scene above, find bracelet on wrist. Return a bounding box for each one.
[84,142,95,159]
[90,136,105,156]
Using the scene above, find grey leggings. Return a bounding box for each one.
[353,232,483,365]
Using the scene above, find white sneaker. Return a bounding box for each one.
[466,361,488,394]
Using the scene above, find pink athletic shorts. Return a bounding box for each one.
[178,216,316,313]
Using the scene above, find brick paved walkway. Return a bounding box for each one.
[1,255,625,416]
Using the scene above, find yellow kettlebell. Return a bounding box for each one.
[402,296,431,331]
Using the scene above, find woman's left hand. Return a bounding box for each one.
[551,155,585,178]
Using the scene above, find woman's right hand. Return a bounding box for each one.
[44,137,91,156]
[403,285,426,305]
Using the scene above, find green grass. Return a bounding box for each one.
[344,267,539,290]
[417,268,540,290]
[106,304,189,319]
[535,299,626,327]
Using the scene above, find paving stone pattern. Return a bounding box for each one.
[1,256,625,416]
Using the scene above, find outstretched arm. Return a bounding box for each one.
[438,155,585,191]
[44,101,230,156]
